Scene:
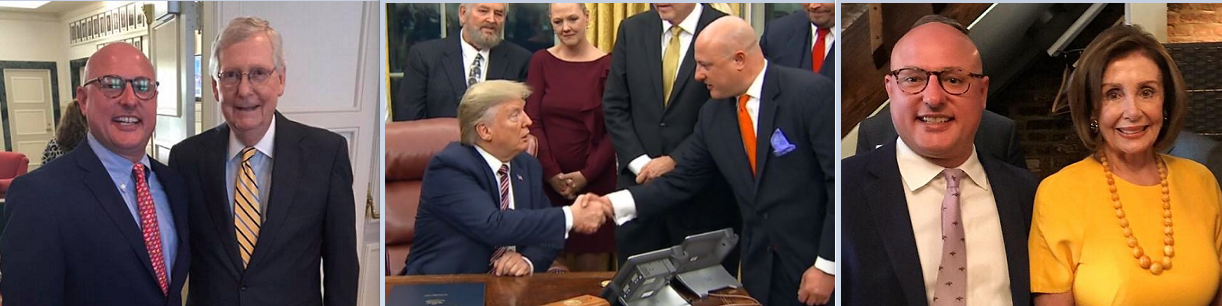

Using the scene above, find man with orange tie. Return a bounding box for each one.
[760,3,835,79]
[592,16,835,306]
[0,42,190,305]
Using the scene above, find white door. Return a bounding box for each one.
[3,69,55,169]
[149,1,198,163]
[205,2,381,305]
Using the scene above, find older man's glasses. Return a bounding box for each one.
[890,68,985,95]
[216,68,275,87]
[83,75,158,100]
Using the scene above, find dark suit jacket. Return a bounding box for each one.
[395,35,532,121]
[403,143,565,275]
[626,65,835,306]
[170,113,358,306]
[602,4,740,251]
[857,107,1028,170]
[841,143,1036,306]
[0,142,189,306]
[759,11,835,79]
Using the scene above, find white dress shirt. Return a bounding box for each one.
[608,64,835,275]
[811,24,835,60]
[627,4,706,175]
[226,118,275,214]
[474,145,576,274]
[895,137,1013,306]
[460,35,491,84]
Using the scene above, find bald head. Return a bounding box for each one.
[85,43,155,81]
[696,16,761,59]
[693,16,764,99]
[891,21,982,73]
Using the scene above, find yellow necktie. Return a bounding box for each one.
[234,147,262,268]
[662,26,683,106]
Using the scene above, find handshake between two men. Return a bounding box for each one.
[567,193,616,234]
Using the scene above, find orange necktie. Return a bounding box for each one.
[812,27,830,73]
[737,95,756,174]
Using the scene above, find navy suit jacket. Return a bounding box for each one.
[0,141,189,306]
[625,65,835,306]
[841,143,1036,306]
[171,113,358,306]
[760,11,835,80]
[394,36,531,121]
[403,143,566,275]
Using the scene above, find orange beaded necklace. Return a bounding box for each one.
[1099,153,1174,275]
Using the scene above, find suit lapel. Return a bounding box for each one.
[753,67,780,189]
[201,125,245,274]
[790,24,813,70]
[864,144,930,305]
[510,158,530,210]
[718,98,754,196]
[644,13,664,113]
[487,44,509,80]
[980,156,1031,304]
[76,144,162,284]
[442,36,468,99]
[255,113,304,267]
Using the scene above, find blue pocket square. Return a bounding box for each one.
[771,128,797,156]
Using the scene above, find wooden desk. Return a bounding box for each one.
[386,272,754,306]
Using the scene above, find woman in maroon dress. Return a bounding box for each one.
[525,3,615,272]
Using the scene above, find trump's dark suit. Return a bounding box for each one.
[759,10,835,79]
[403,142,565,275]
[856,107,1028,170]
[602,4,741,269]
[395,35,531,121]
[0,141,189,306]
[623,65,835,306]
[170,113,358,306]
[841,143,1036,306]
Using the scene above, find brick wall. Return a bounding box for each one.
[1168,3,1222,43]
[990,57,1091,179]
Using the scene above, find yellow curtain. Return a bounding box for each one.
[585,3,746,53]
[585,3,652,52]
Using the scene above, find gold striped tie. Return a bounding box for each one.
[234,147,261,268]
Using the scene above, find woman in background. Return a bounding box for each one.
[525,3,615,272]
[1030,25,1222,305]
[42,101,87,164]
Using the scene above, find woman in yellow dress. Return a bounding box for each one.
[1030,25,1222,305]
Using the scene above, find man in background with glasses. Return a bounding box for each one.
[0,42,191,305]
[842,15,1037,305]
[395,3,532,121]
[170,17,357,306]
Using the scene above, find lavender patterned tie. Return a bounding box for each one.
[933,168,966,305]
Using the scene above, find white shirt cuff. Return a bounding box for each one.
[561,206,573,239]
[814,257,836,275]
[607,190,638,225]
[627,155,652,175]
[522,256,535,275]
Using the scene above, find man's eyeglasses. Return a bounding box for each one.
[216,68,276,87]
[889,67,986,95]
[83,75,159,100]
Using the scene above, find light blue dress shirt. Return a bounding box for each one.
[87,134,178,275]
[225,120,274,216]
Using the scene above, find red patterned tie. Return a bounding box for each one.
[489,164,511,269]
[133,163,169,295]
[812,27,830,73]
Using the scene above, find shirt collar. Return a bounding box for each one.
[473,144,509,175]
[662,4,703,35]
[812,23,836,39]
[86,132,151,179]
[744,61,768,100]
[228,118,276,162]
[895,137,990,192]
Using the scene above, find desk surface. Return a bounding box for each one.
[387,272,754,306]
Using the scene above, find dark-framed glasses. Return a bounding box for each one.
[889,67,986,95]
[83,75,158,100]
[216,67,276,87]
